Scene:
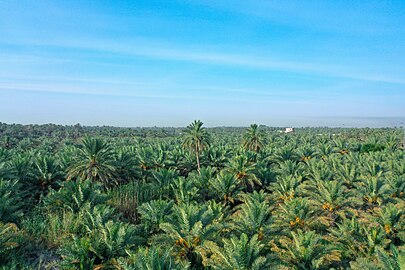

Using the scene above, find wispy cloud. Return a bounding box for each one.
[4,38,405,85]
[0,82,316,105]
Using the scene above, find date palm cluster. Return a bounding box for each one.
[0,121,404,269]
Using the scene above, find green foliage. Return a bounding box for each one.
[43,179,108,213]
[0,180,23,223]
[138,199,174,234]
[67,137,117,186]
[182,120,211,172]
[209,170,241,204]
[33,154,64,194]
[227,155,261,190]
[242,124,266,152]
[231,191,272,238]
[272,229,341,269]
[376,245,405,270]
[208,233,268,270]
[118,247,189,270]
[1,123,404,269]
[109,180,159,223]
[0,223,23,264]
[361,143,386,153]
[153,202,223,266]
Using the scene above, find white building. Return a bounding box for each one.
[284,127,294,133]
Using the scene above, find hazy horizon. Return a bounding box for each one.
[2,116,405,129]
[1,1,405,125]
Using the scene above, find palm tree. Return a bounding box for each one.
[137,144,168,172]
[227,155,261,190]
[231,191,272,239]
[114,147,140,182]
[302,179,361,222]
[357,177,391,207]
[271,230,341,269]
[152,169,178,198]
[315,143,334,160]
[274,146,298,164]
[0,222,22,264]
[33,155,64,195]
[206,146,230,169]
[189,166,216,199]
[67,137,117,186]
[182,120,210,173]
[296,144,316,163]
[276,160,304,177]
[42,179,108,213]
[154,203,222,267]
[207,233,268,270]
[272,198,319,233]
[60,219,143,269]
[336,163,360,188]
[305,160,334,182]
[330,215,390,258]
[372,203,404,244]
[242,124,266,152]
[170,177,199,204]
[0,180,23,223]
[329,216,369,258]
[138,199,174,235]
[386,175,405,200]
[119,247,188,270]
[209,171,241,204]
[376,244,405,270]
[8,154,35,184]
[270,174,302,202]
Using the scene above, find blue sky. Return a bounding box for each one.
[0,0,404,127]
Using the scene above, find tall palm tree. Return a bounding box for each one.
[182,120,210,173]
[242,124,266,152]
[67,137,117,186]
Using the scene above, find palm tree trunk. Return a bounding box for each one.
[195,143,201,174]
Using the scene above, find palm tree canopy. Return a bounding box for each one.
[182,120,211,172]
[182,120,210,152]
[68,137,117,186]
[242,124,266,152]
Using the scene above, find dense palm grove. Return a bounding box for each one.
[0,121,404,269]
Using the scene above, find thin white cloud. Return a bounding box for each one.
[0,83,316,105]
[4,38,405,85]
